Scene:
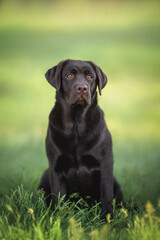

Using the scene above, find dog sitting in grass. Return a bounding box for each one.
[39,59,123,218]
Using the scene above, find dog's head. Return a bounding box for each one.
[45,59,108,106]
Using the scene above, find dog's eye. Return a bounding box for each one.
[66,74,74,79]
[86,74,93,80]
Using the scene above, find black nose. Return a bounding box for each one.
[76,84,88,94]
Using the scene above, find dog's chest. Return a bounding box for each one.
[53,125,98,154]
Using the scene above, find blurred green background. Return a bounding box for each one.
[0,0,160,204]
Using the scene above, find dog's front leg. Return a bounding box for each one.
[49,167,66,210]
[100,160,114,219]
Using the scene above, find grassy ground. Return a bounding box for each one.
[0,0,160,239]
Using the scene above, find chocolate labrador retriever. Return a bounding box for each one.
[39,59,123,217]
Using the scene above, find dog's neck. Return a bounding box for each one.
[54,91,97,135]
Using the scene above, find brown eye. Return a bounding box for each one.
[86,74,93,80]
[66,73,73,79]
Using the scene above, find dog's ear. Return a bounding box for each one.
[45,59,68,90]
[89,61,108,95]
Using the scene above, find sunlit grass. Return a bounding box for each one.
[0,186,160,240]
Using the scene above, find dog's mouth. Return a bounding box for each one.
[75,96,86,105]
[70,94,91,106]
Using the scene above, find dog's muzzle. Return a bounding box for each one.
[68,82,91,105]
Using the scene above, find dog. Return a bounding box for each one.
[39,59,123,217]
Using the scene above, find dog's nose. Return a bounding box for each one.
[76,84,88,94]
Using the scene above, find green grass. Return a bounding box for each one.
[0,0,160,239]
[0,186,160,240]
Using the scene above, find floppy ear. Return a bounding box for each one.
[89,61,108,95]
[45,59,68,90]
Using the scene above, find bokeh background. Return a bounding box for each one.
[0,0,160,204]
